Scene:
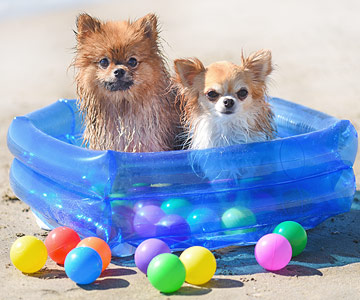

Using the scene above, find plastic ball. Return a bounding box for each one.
[221,206,256,234]
[187,207,220,233]
[77,237,111,271]
[45,227,81,264]
[156,214,190,241]
[161,198,192,218]
[133,199,161,212]
[134,238,171,274]
[147,253,185,293]
[133,205,165,237]
[64,247,102,285]
[255,233,292,271]
[10,236,48,273]
[273,221,307,257]
[179,246,216,285]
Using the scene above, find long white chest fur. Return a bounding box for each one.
[189,113,272,150]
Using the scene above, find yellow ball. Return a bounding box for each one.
[179,246,216,285]
[10,236,48,273]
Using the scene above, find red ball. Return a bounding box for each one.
[45,227,81,264]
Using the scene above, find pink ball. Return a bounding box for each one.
[255,233,292,271]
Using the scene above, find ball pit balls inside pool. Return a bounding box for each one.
[273,221,307,257]
[133,205,166,237]
[134,238,171,274]
[179,246,217,285]
[255,233,292,271]
[160,198,192,218]
[10,236,48,273]
[187,207,220,233]
[221,206,256,234]
[156,214,190,241]
[147,253,186,293]
[77,237,111,271]
[45,227,81,264]
[64,247,102,285]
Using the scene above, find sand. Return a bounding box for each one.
[1,1,359,299]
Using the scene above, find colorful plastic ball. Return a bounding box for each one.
[156,214,190,241]
[187,207,220,233]
[255,233,292,271]
[221,206,256,234]
[133,205,165,237]
[45,227,81,264]
[273,221,307,257]
[133,199,161,212]
[10,236,48,273]
[161,198,192,218]
[179,246,216,285]
[134,238,171,274]
[77,237,111,271]
[64,247,102,285]
[147,253,186,293]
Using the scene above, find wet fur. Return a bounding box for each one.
[73,13,179,152]
[174,50,275,149]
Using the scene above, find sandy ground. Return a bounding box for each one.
[1,0,360,299]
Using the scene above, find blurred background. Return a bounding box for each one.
[1,0,359,178]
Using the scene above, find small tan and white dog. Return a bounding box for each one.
[174,50,275,150]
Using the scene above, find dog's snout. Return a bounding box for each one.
[114,68,126,78]
[223,98,235,109]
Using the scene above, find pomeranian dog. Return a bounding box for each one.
[174,50,275,150]
[73,13,179,152]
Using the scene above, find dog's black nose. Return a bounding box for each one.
[223,98,235,108]
[114,68,126,78]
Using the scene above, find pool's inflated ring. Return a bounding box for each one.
[7,98,357,256]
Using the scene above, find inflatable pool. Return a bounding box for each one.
[7,98,357,256]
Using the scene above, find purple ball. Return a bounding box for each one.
[156,214,190,241]
[133,205,166,237]
[133,200,162,212]
[134,238,171,274]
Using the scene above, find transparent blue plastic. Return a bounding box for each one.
[7,98,357,256]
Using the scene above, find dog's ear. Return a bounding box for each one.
[134,13,158,40]
[174,58,205,87]
[242,49,273,82]
[76,13,102,37]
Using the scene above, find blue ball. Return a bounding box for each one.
[64,247,102,285]
[187,207,220,233]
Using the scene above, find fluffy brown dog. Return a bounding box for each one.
[73,13,179,152]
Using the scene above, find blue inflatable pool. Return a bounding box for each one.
[7,98,357,256]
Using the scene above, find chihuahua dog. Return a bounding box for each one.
[73,13,179,152]
[174,50,275,150]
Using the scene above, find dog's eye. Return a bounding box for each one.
[206,90,219,100]
[127,57,138,68]
[236,88,248,100]
[99,58,109,69]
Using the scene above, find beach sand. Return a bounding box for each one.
[1,1,359,299]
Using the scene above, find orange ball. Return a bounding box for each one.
[76,237,111,271]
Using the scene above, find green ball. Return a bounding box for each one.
[147,253,185,293]
[221,206,256,234]
[161,198,192,218]
[273,221,307,257]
